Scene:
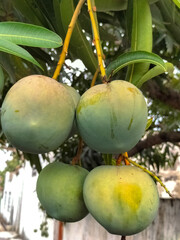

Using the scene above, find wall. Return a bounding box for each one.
[0,161,57,240]
[63,199,180,240]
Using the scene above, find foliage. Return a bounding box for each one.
[0,151,22,189]
[0,0,179,173]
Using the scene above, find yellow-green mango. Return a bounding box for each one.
[61,83,80,108]
[36,162,89,222]
[76,80,147,154]
[1,75,75,154]
[83,165,159,236]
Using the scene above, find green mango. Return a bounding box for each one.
[83,165,159,236]
[76,80,147,154]
[36,161,89,222]
[1,75,75,154]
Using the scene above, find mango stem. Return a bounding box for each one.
[116,152,130,166]
[72,137,83,165]
[126,158,173,198]
[91,67,100,87]
[87,0,107,81]
[52,0,85,80]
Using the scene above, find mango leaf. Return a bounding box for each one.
[24,153,42,173]
[126,0,153,85]
[0,66,4,93]
[60,0,98,74]
[136,62,174,88]
[106,51,166,78]
[0,39,42,69]
[157,0,180,44]
[145,117,153,131]
[0,52,15,82]
[35,0,60,33]
[53,0,67,38]
[172,0,180,8]
[0,22,62,48]
[13,0,47,27]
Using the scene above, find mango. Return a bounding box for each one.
[62,83,80,108]
[36,161,89,222]
[1,75,75,154]
[83,165,159,236]
[76,80,147,154]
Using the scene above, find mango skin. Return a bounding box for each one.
[36,162,89,222]
[62,83,80,108]
[83,165,159,236]
[76,80,147,154]
[1,75,75,154]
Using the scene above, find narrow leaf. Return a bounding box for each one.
[136,62,174,88]
[126,0,152,84]
[60,0,98,74]
[24,153,42,173]
[106,51,166,78]
[172,0,180,8]
[0,22,62,48]
[13,0,47,26]
[0,39,42,69]
[0,52,15,82]
[0,66,4,93]
[145,117,153,131]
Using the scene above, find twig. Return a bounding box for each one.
[91,67,100,87]
[87,0,107,81]
[52,0,85,80]
[121,236,126,240]
[116,152,130,166]
[72,137,83,165]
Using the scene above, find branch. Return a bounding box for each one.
[128,131,180,156]
[52,0,85,80]
[145,80,180,110]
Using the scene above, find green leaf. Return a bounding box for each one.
[13,0,47,26]
[145,117,153,131]
[126,0,153,85]
[157,0,180,44]
[136,62,174,88]
[0,22,62,48]
[35,0,60,33]
[60,0,98,74]
[24,153,42,173]
[0,39,42,69]
[0,52,15,82]
[106,51,166,78]
[0,66,4,93]
[172,0,180,8]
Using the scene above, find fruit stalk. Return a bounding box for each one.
[91,67,100,87]
[87,0,107,81]
[52,0,85,80]
[72,137,83,165]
